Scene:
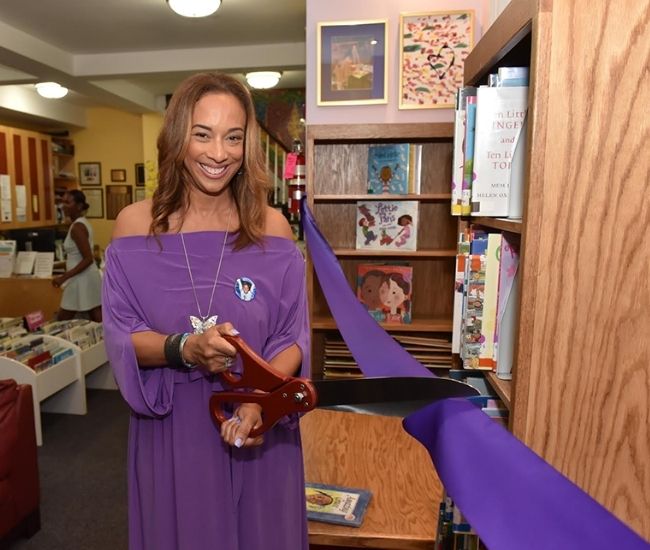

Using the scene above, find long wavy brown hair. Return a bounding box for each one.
[150,72,270,249]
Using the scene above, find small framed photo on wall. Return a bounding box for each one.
[78,162,102,185]
[317,19,388,106]
[111,169,127,182]
[135,163,145,186]
[399,11,474,109]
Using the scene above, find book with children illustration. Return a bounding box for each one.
[367,143,410,194]
[355,200,418,251]
[305,482,372,527]
[357,263,413,325]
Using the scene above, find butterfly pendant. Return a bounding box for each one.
[190,315,218,334]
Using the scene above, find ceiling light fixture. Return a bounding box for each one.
[245,71,282,90]
[35,82,69,99]
[167,0,221,18]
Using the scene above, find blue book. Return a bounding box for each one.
[367,143,410,194]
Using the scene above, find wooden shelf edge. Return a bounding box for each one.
[485,371,512,410]
[466,217,523,234]
[314,193,452,202]
[312,316,453,332]
[307,122,454,141]
[332,248,456,258]
[464,0,537,85]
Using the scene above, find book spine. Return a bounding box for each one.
[460,97,477,216]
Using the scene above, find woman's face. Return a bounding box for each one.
[184,92,246,195]
[62,193,81,218]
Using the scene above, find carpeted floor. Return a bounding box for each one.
[10,389,130,550]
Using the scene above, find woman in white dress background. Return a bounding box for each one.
[52,189,103,322]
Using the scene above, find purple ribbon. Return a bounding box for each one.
[301,200,433,378]
[301,201,649,549]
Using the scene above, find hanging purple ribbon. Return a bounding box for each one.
[301,200,649,549]
[403,399,649,550]
[300,200,433,378]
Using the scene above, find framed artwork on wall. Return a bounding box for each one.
[135,163,145,186]
[78,162,102,185]
[134,187,146,202]
[106,185,133,220]
[110,168,127,182]
[84,188,104,219]
[399,10,474,109]
[317,19,388,106]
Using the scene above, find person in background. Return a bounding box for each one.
[102,72,310,550]
[52,189,102,322]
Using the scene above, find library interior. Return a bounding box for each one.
[0,0,648,549]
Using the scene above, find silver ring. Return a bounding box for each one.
[224,356,233,369]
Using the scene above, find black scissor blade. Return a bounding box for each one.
[313,376,479,417]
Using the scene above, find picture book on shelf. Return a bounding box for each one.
[357,263,413,325]
[305,482,372,528]
[355,200,418,251]
[367,143,410,194]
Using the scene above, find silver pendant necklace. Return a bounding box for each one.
[180,206,233,334]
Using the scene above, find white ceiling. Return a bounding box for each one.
[0,0,306,130]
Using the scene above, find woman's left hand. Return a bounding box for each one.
[52,275,67,288]
[220,402,264,448]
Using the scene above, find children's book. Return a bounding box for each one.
[367,143,410,194]
[470,85,528,217]
[357,263,413,325]
[305,482,372,527]
[355,200,418,251]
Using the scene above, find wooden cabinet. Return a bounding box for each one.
[305,123,456,379]
[51,137,78,223]
[465,0,649,538]
[0,125,56,229]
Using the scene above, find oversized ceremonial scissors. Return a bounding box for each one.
[209,334,318,438]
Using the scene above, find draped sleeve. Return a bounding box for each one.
[261,245,311,379]
[102,242,175,418]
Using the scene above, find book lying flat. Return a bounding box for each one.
[305,482,372,527]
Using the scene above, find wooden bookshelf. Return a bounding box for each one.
[463,0,650,539]
[306,123,456,380]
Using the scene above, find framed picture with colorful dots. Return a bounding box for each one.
[399,11,474,109]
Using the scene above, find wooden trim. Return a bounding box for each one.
[463,0,537,85]
[307,123,454,141]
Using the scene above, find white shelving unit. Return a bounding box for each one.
[0,334,116,445]
[0,334,86,445]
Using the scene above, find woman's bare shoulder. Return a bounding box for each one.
[264,206,294,240]
[112,199,153,239]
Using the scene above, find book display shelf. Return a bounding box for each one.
[463,0,648,539]
[0,334,86,446]
[305,123,456,379]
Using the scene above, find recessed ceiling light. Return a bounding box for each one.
[35,82,69,99]
[167,0,221,18]
[245,71,282,90]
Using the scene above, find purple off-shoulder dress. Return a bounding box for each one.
[102,232,310,550]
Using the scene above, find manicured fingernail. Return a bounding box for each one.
[230,328,240,335]
[234,438,243,448]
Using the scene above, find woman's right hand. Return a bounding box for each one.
[181,323,238,374]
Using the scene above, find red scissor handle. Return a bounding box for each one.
[209,334,317,438]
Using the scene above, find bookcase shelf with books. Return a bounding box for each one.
[458,0,648,538]
[305,123,456,380]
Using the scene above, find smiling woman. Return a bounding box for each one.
[102,72,310,550]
